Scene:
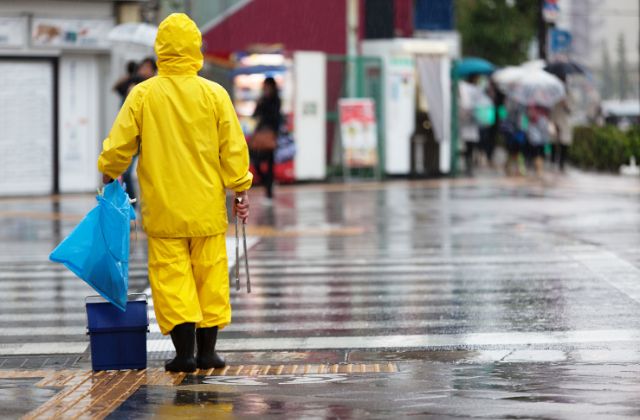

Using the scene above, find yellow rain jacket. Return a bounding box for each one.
[98,13,252,237]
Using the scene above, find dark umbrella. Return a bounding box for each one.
[544,61,586,82]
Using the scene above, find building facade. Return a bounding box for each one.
[0,0,147,196]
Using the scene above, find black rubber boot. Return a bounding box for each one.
[196,326,226,369]
[165,323,197,373]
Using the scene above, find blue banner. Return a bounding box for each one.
[415,0,454,31]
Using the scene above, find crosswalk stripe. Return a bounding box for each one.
[0,342,88,355]
[0,280,607,299]
[0,326,86,336]
[0,263,586,279]
[231,263,584,276]
[1,316,544,336]
[0,287,621,311]
[241,255,581,266]
[0,272,593,288]
[0,269,150,280]
[146,329,640,352]
[0,301,631,324]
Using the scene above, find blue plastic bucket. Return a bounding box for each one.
[86,294,148,371]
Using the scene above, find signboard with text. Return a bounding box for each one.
[0,17,28,48]
[31,18,113,49]
[543,0,560,23]
[550,28,572,54]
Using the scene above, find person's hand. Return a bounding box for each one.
[102,174,114,184]
[233,191,250,223]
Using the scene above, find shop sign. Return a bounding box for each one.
[0,17,28,48]
[31,18,113,49]
[550,28,572,54]
[543,0,560,23]
[339,98,378,168]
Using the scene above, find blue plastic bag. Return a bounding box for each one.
[50,181,135,311]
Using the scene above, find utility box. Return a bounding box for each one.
[86,294,148,371]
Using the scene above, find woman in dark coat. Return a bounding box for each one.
[252,77,281,201]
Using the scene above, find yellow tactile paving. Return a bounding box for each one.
[195,363,397,376]
[0,363,398,419]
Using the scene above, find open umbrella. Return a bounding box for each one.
[521,59,546,70]
[508,70,566,107]
[108,23,158,47]
[544,60,586,81]
[492,66,526,91]
[453,57,495,78]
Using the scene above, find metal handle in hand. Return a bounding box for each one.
[234,197,251,293]
[241,221,251,293]
[235,209,240,291]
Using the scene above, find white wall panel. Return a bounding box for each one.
[293,51,327,181]
[0,60,53,195]
[59,55,100,192]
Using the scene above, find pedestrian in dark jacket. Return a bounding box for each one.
[251,77,281,202]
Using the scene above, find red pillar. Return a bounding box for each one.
[394,0,413,37]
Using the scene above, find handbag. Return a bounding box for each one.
[250,129,277,152]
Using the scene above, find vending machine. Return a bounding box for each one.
[232,51,327,183]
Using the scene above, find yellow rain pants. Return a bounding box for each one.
[148,234,230,335]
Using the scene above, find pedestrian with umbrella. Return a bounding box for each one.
[526,104,552,176]
[459,77,483,176]
[98,14,252,372]
[506,69,566,177]
[453,58,495,175]
[551,97,572,172]
[544,60,585,172]
[544,60,586,82]
[508,70,566,109]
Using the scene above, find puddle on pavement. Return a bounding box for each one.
[0,378,59,418]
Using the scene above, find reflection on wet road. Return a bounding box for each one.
[109,362,640,419]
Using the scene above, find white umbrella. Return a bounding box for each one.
[521,59,545,70]
[508,70,566,107]
[492,66,526,91]
[108,23,158,47]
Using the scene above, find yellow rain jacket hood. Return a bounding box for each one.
[98,13,252,237]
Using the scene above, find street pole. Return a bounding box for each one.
[537,0,547,60]
[346,0,359,97]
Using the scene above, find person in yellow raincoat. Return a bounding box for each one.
[98,13,252,372]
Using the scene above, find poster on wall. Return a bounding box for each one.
[0,17,27,48]
[31,18,113,49]
[338,98,378,168]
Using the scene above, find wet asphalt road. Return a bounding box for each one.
[1,170,640,418]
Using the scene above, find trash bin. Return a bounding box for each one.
[86,294,148,371]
